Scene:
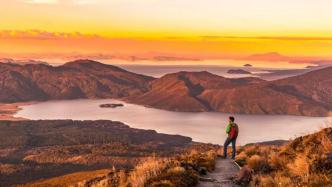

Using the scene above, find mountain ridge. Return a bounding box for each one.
[0,59,154,102]
[128,66,332,116]
[1,59,331,116]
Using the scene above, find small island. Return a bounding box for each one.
[227,69,252,74]
[243,64,253,67]
[306,65,319,69]
[99,103,124,108]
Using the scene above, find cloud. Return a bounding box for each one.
[72,0,99,5]
[21,0,58,4]
[20,0,107,5]
[200,36,332,41]
[0,30,101,40]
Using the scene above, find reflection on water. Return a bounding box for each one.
[15,99,331,145]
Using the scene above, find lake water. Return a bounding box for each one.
[15,99,331,145]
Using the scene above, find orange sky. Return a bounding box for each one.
[1,0,332,66]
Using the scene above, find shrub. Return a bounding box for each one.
[273,171,293,187]
[247,155,271,173]
[128,157,168,187]
[268,153,287,170]
[235,151,248,167]
[258,175,275,187]
[308,173,332,187]
[244,146,259,157]
[287,155,309,180]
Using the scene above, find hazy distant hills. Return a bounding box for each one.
[0,59,331,116]
[0,58,48,65]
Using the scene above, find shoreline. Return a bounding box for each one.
[0,102,32,121]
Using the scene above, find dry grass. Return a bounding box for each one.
[321,133,332,152]
[10,145,218,187]
[287,155,309,180]
[118,170,128,187]
[273,172,293,187]
[128,157,168,187]
[235,127,332,187]
[246,155,270,173]
[20,169,112,187]
[268,153,287,171]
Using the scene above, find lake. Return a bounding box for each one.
[15,99,331,145]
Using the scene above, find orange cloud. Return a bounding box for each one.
[0,30,100,40]
[1,30,332,63]
[200,36,332,41]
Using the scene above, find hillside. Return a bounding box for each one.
[0,120,192,186]
[0,60,154,102]
[236,127,332,186]
[129,66,332,116]
[17,126,332,187]
[127,71,265,112]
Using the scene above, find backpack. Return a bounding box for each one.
[229,123,239,139]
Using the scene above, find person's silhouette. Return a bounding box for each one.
[223,116,239,159]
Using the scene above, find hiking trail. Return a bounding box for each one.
[198,158,241,187]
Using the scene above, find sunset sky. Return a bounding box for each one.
[1,0,332,65]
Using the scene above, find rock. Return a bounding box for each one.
[199,167,208,175]
[235,165,253,186]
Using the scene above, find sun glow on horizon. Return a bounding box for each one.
[1,0,332,64]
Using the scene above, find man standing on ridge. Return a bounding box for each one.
[223,116,239,159]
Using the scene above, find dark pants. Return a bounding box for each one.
[223,137,236,159]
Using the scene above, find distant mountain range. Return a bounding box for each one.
[1,59,331,116]
[0,58,48,65]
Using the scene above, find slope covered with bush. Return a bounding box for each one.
[236,127,332,186]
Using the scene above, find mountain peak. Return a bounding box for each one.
[63,59,106,67]
[247,52,289,61]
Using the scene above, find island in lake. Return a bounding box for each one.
[99,103,124,108]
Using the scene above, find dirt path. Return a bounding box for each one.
[198,158,241,187]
